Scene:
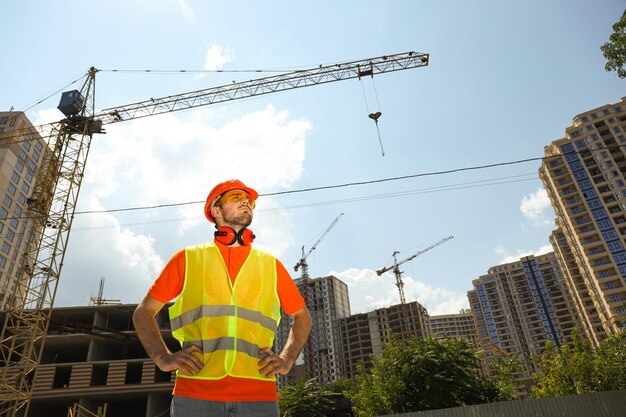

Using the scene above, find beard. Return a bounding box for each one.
[222,209,253,229]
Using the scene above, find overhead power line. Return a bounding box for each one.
[69,173,538,232]
[71,171,538,217]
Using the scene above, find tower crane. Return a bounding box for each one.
[294,212,344,281]
[293,213,343,380]
[376,235,453,305]
[0,51,429,416]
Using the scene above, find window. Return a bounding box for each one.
[0,117,8,125]
[613,253,626,263]
[17,149,27,162]
[32,151,40,162]
[10,172,19,184]
[15,161,24,172]
[22,142,31,151]
[9,219,17,229]
[588,246,603,255]
[575,216,589,225]
[1,243,9,255]
[2,196,12,208]
[5,230,14,242]
[7,184,16,196]
[27,160,36,172]
[35,141,43,152]
[20,183,29,194]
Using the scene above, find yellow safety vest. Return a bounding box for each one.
[168,242,281,381]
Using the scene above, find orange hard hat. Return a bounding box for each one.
[204,179,258,223]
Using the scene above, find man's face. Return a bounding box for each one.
[213,190,255,228]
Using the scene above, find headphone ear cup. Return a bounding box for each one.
[239,228,256,246]
[214,226,237,245]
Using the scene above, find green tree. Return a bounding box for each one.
[486,350,524,401]
[346,335,505,417]
[532,330,626,398]
[592,332,626,391]
[532,341,581,397]
[278,378,332,417]
[601,9,626,78]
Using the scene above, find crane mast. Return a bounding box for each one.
[0,68,100,417]
[0,51,429,416]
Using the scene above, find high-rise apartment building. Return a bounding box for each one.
[468,253,579,390]
[0,112,47,309]
[540,97,626,341]
[430,309,478,347]
[275,275,351,386]
[339,301,430,379]
[549,225,603,344]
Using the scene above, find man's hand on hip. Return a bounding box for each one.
[258,347,291,378]
[156,344,204,376]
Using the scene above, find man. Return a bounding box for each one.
[133,179,312,417]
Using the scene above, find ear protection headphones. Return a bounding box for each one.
[214,226,256,246]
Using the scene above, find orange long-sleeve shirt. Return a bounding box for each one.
[148,240,305,402]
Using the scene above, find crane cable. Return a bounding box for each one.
[360,78,385,156]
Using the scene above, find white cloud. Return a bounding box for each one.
[56,196,165,306]
[330,268,469,316]
[52,105,310,306]
[520,187,553,226]
[178,0,196,24]
[200,45,235,76]
[494,243,554,265]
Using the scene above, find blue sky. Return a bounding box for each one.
[1,1,624,314]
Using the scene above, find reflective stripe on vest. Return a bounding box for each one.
[168,242,280,381]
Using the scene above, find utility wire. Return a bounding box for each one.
[0,172,538,227]
[69,174,537,232]
[0,146,612,220]
[72,160,542,215]
[20,71,88,112]
[71,172,537,219]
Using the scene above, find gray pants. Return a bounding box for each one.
[171,396,280,417]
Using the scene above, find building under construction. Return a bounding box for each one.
[430,309,479,347]
[339,300,431,379]
[275,275,351,386]
[0,303,176,417]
